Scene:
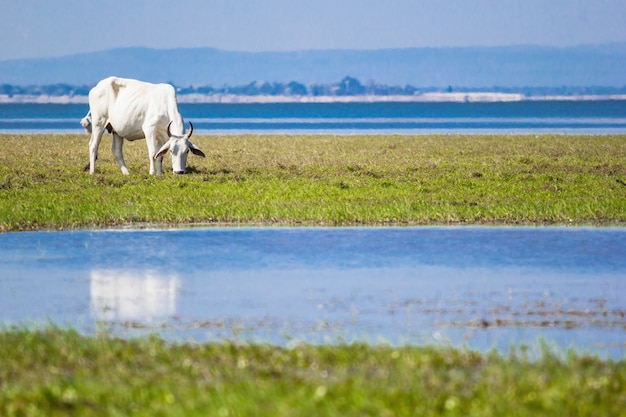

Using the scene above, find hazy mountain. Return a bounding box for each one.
[1,44,625,87]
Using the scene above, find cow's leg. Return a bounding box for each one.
[111,133,130,175]
[153,147,164,175]
[88,127,105,174]
[144,129,162,175]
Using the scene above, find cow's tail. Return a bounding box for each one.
[80,111,92,133]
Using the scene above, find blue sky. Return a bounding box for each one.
[2,0,626,60]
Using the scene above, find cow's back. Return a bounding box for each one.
[89,77,181,139]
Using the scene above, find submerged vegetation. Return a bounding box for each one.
[0,326,624,416]
[0,133,625,231]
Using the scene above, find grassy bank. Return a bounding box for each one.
[1,327,624,416]
[1,134,625,231]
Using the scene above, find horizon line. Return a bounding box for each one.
[3,41,626,63]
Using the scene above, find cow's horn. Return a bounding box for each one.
[186,121,193,138]
[167,121,173,137]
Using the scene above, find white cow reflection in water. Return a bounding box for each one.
[90,270,180,323]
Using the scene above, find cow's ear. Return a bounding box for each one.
[190,143,206,158]
[155,141,170,159]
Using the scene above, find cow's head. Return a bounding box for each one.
[155,121,205,174]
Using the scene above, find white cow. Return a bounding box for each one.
[82,76,205,175]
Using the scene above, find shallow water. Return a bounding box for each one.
[0,227,624,357]
[2,101,626,134]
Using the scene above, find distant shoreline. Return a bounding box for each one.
[2,92,626,104]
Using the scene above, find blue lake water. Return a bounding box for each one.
[1,227,624,358]
[1,101,626,134]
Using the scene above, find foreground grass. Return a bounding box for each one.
[0,134,625,231]
[1,327,624,416]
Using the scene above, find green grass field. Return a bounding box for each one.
[1,133,625,231]
[1,327,624,417]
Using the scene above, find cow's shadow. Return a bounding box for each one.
[183,166,202,174]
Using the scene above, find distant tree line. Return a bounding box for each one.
[0,83,92,97]
[175,77,626,97]
[182,77,420,97]
[2,77,626,98]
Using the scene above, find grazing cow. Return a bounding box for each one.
[82,76,205,175]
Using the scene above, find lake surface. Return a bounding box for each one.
[1,227,624,358]
[2,101,626,134]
